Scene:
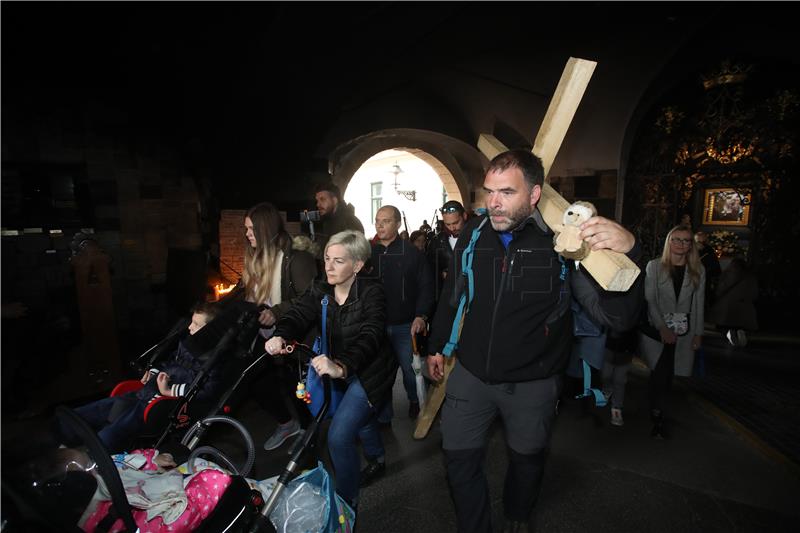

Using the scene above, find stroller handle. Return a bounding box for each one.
[248,370,331,532]
[130,316,191,372]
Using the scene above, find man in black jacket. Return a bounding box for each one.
[427,200,468,300]
[314,182,364,255]
[427,150,641,533]
[369,206,434,430]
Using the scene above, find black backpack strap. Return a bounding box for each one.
[95,505,120,533]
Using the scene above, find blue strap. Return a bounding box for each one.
[443,218,489,357]
[320,295,328,355]
[575,359,607,407]
[558,254,568,282]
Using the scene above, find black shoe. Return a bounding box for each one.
[503,519,531,533]
[408,401,420,419]
[651,422,670,440]
[359,459,386,488]
[650,411,669,439]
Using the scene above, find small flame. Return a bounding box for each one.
[215,283,236,295]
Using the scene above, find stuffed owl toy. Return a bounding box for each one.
[553,201,597,261]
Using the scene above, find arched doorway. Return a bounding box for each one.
[327,129,487,224]
[344,148,462,235]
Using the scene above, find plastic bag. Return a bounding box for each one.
[411,333,427,407]
[269,462,355,533]
[411,354,427,407]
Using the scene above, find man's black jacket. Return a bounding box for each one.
[317,203,364,254]
[428,211,643,383]
[427,230,454,299]
[368,237,434,326]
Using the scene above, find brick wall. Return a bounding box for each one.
[219,210,247,283]
[218,210,302,284]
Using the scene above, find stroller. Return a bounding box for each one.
[109,301,268,464]
[1,337,340,533]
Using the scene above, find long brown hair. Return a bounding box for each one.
[242,202,291,304]
[660,225,702,288]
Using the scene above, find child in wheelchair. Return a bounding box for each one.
[52,302,226,453]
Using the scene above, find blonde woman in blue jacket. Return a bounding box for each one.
[639,225,705,439]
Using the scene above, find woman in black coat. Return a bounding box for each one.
[265,230,397,508]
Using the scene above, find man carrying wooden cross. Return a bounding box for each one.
[426,149,643,532]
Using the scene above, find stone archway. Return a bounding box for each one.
[401,148,462,205]
[327,128,488,212]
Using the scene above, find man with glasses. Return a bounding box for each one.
[428,200,468,298]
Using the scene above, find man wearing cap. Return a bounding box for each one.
[427,200,468,299]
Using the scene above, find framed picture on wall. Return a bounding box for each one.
[702,188,751,226]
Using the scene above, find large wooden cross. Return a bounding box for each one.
[414,57,640,440]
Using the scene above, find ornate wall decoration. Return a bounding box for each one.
[623,58,798,314]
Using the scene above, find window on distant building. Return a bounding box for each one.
[371,181,382,221]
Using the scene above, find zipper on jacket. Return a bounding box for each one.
[484,245,516,379]
[326,290,359,362]
[330,290,375,408]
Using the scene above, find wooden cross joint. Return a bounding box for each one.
[478,57,639,292]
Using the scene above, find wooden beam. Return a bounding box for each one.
[416,57,636,442]
[477,133,639,291]
[413,355,455,440]
[533,57,597,177]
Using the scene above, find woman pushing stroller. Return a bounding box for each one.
[265,230,398,511]
[238,201,319,450]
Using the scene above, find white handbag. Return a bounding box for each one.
[657,273,694,337]
[663,312,689,336]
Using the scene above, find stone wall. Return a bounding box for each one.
[1,103,207,363]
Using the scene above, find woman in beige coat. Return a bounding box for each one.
[639,225,705,439]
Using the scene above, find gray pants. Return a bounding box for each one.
[441,361,561,532]
[442,361,561,453]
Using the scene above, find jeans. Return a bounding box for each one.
[328,377,383,506]
[55,393,146,453]
[378,322,416,422]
